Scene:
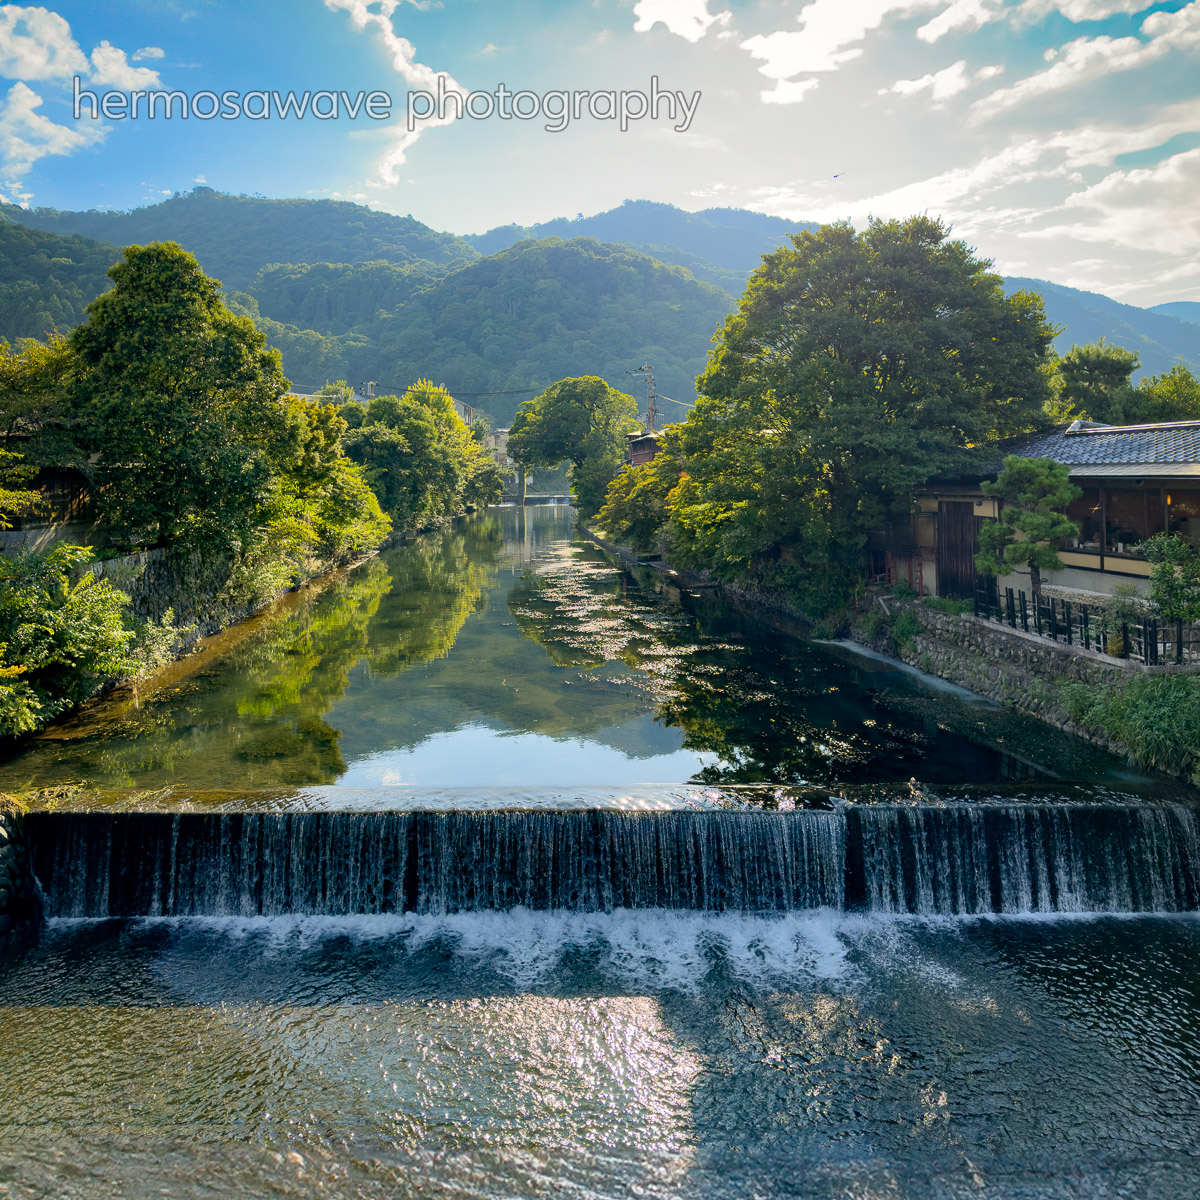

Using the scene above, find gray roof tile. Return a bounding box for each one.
[1009,420,1200,467]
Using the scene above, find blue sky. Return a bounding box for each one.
[0,0,1197,303]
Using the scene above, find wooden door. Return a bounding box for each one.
[938,501,980,598]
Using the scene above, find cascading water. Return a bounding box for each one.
[26,804,1200,919]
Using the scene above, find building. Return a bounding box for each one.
[483,427,513,467]
[885,418,1200,600]
[626,429,664,467]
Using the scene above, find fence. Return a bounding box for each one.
[973,580,1200,666]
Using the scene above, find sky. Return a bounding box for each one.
[0,0,1197,304]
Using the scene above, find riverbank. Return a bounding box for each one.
[581,524,1200,785]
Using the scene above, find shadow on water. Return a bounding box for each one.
[0,912,1198,1199]
[0,504,1170,799]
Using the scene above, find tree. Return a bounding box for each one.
[69,241,293,550]
[1132,364,1200,424]
[1053,340,1139,424]
[341,380,498,531]
[508,376,640,515]
[316,379,356,405]
[1143,533,1200,656]
[975,456,1081,600]
[627,216,1055,612]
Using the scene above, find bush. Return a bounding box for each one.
[890,579,918,601]
[892,609,922,649]
[1064,674,1200,781]
[922,595,973,615]
[0,545,137,735]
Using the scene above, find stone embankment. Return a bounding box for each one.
[0,809,39,939]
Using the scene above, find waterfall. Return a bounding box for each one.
[25,805,1200,919]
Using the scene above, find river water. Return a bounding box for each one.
[1,506,1198,1199]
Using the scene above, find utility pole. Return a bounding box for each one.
[359,381,376,401]
[630,364,658,431]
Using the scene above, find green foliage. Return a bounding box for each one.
[129,607,196,677]
[922,595,973,615]
[603,216,1056,616]
[596,446,680,551]
[341,379,497,533]
[1064,674,1200,782]
[1132,364,1200,423]
[1052,340,1139,423]
[0,449,42,529]
[2,188,477,292]
[1142,533,1200,624]
[0,218,116,342]
[976,456,1081,597]
[892,609,922,649]
[509,376,641,516]
[69,242,294,550]
[0,545,137,735]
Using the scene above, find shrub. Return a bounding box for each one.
[922,595,973,615]
[892,609,922,649]
[0,545,137,735]
[1065,674,1200,781]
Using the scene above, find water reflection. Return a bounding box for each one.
[0,507,1135,794]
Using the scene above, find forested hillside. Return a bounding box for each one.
[467,199,814,278]
[1151,301,1200,326]
[0,217,116,341]
[2,190,1198,420]
[1005,277,1200,381]
[239,238,733,424]
[0,188,478,291]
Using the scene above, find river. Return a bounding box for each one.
[0,505,1197,1199]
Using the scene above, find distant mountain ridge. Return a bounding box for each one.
[1004,276,1200,381]
[1,189,1197,420]
[465,199,816,274]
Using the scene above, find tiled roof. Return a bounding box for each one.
[1009,420,1200,467]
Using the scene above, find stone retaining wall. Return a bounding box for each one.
[855,595,1196,754]
[0,812,38,939]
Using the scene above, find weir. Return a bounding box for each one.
[26,804,1200,919]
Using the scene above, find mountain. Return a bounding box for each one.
[3,189,1198,421]
[0,188,478,292]
[1149,301,1200,326]
[466,199,815,280]
[1004,276,1200,380]
[0,215,117,342]
[240,237,734,424]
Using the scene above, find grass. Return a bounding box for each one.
[922,595,973,615]
[1063,674,1200,782]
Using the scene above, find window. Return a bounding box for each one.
[1167,489,1200,548]
[1104,488,1164,556]
[1066,488,1102,551]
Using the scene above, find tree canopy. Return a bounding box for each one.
[602,215,1058,612]
[508,376,641,515]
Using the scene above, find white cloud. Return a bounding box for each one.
[979,1,1200,116]
[1032,148,1200,255]
[917,0,1000,43]
[1018,0,1155,22]
[132,46,165,62]
[632,0,732,43]
[0,80,104,182]
[325,0,467,183]
[0,5,89,80]
[741,1,930,80]
[90,41,162,89]
[880,59,1002,104]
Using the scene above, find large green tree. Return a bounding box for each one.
[70,241,294,550]
[508,376,640,515]
[633,216,1055,611]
